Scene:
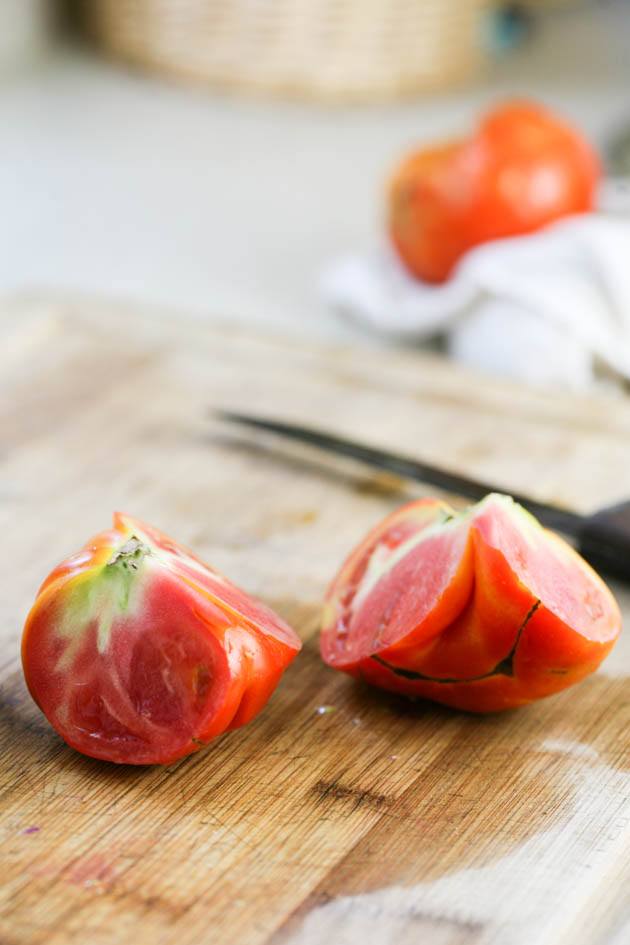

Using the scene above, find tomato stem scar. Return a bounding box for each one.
[107,537,151,570]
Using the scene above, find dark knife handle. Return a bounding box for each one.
[578,501,630,582]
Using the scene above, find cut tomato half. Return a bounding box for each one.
[22,514,301,764]
[321,494,620,712]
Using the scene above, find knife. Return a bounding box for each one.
[217,410,630,583]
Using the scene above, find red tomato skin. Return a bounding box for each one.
[388,100,601,284]
[321,495,621,713]
[22,514,301,764]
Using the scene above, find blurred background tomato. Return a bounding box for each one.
[1,0,629,388]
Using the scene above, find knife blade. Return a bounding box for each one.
[216,410,630,582]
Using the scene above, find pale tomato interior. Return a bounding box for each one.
[322,503,471,665]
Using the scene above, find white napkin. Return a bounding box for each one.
[321,214,630,391]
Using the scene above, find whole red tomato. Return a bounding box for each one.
[388,101,601,284]
[22,514,301,764]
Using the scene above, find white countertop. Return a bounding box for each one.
[1,2,629,344]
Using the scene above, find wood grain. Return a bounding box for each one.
[1,296,629,945]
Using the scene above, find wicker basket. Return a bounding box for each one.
[83,0,491,102]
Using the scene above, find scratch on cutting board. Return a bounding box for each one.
[311,778,394,813]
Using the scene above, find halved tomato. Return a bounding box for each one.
[22,514,301,764]
[321,494,620,712]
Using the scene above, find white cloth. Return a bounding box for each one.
[321,214,630,390]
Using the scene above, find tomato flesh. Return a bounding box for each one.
[22,515,301,764]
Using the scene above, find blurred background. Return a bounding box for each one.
[2,0,630,388]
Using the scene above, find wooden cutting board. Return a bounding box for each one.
[1,297,629,945]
